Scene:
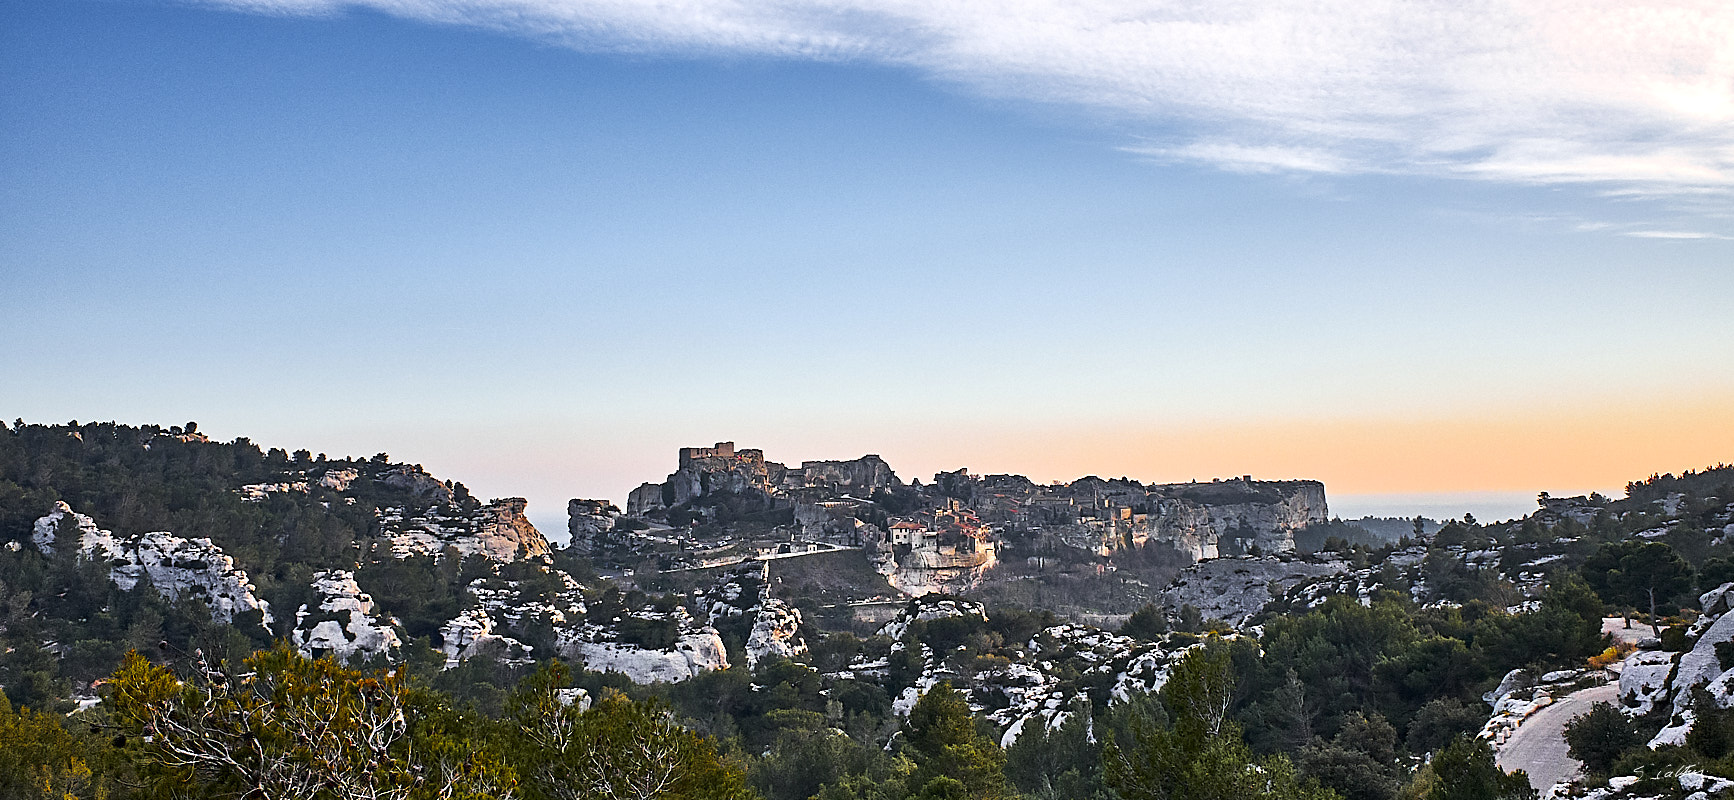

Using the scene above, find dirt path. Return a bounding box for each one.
[1604,616,1652,646]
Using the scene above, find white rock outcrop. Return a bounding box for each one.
[319,468,359,491]
[745,597,807,666]
[1276,547,1429,612]
[32,502,273,630]
[850,594,1230,746]
[33,501,120,557]
[291,570,402,663]
[437,608,532,667]
[433,575,587,669]
[378,497,551,563]
[1161,555,1350,628]
[113,531,276,626]
[544,579,731,683]
[1609,582,1734,748]
[878,596,988,641]
[1575,770,1734,800]
[563,631,730,683]
[237,481,309,502]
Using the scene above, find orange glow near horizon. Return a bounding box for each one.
[884,395,1734,497]
[344,393,1733,520]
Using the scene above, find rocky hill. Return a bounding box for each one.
[591,441,1330,600]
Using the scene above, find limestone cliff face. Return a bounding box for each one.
[475,498,551,561]
[1151,503,1225,560]
[626,482,665,516]
[379,497,551,562]
[626,442,777,515]
[666,463,771,507]
[786,455,900,494]
[890,545,998,596]
[567,499,621,556]
[376,465,454,505]
[1158,554,1349,627]
[1150,479,1327,556]
[670,441,774,504]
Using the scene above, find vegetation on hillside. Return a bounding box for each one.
[4,420,1733,798]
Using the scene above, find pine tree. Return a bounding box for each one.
[902,682,1010,800]
[1564,701,1641,775]
[1105,642,1339,800]
[1426,735,1534,800]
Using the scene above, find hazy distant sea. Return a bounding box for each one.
[1332,491,1591,525]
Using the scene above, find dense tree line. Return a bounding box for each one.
[5,635,1557,800]
[6,421,1733,798]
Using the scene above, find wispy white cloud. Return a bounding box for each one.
[1621,229,1734,240]
[195,0,1734,194]
[1126,141,1353,174]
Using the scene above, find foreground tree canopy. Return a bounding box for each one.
[102,646,751,800]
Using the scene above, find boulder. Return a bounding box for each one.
[1619,649,1680,716]
[1485,669,1532,705]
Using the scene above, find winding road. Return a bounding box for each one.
[1494,619,1651,793]
[1495,682,1620,793]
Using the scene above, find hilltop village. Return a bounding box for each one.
[575,441,1328,596]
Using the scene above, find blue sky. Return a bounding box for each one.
[3,0,1731,533]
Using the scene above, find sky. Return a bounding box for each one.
[3,0,1732,535]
